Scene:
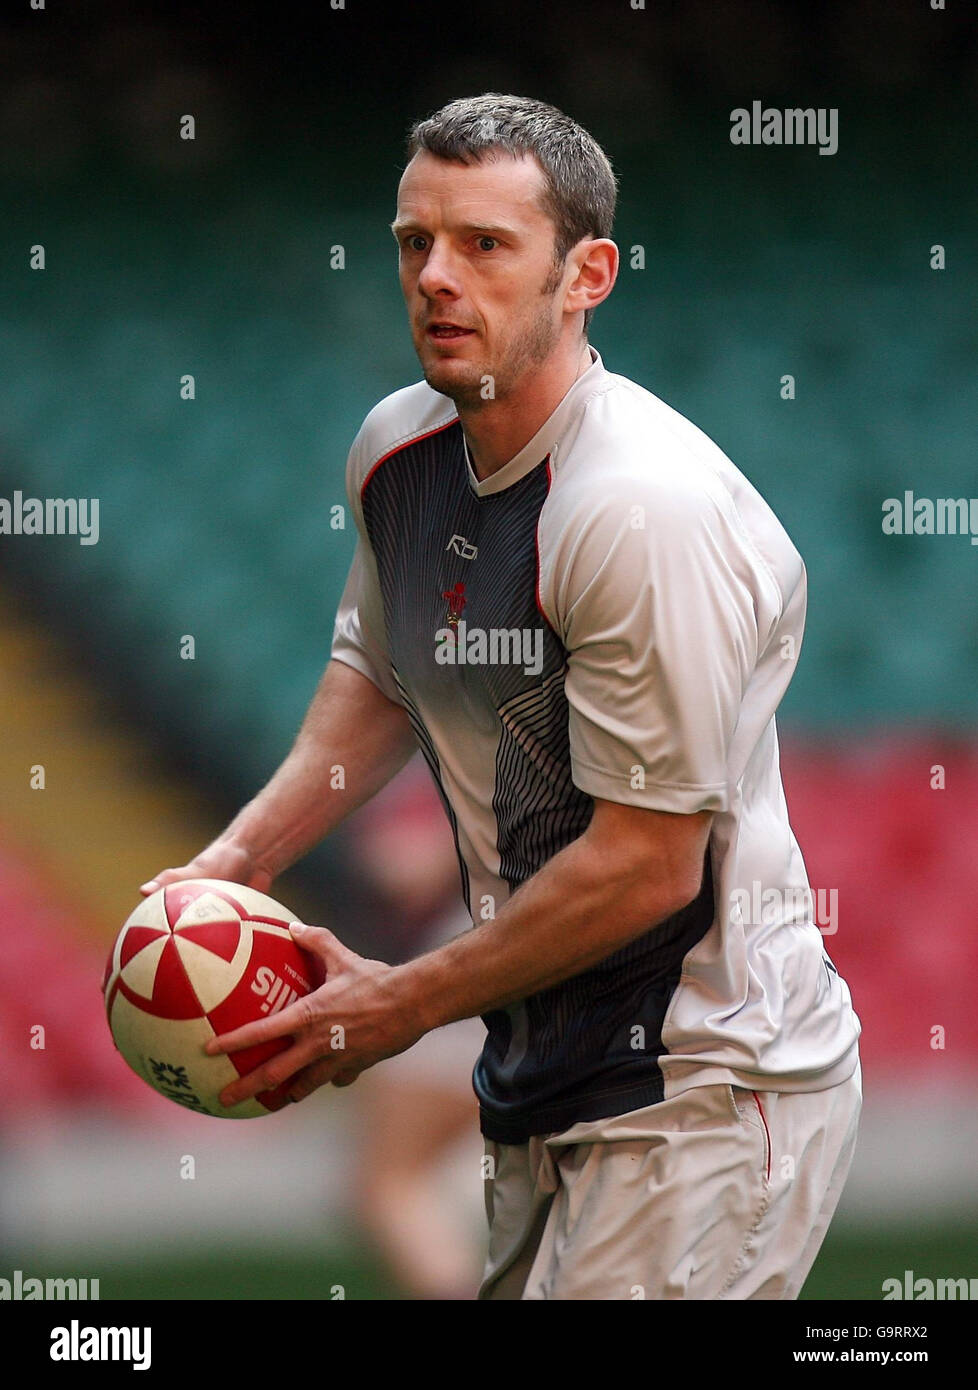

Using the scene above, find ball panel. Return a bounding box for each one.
[207,928,319,1111]
[214,882,297,924]
[108,995,223,1113]
[117,931,169,1001]
[174,918,241,963]
[208,934,314,1036]
[248,921,295,941]
[108,993,274,1119]
[118,892,170,933]
[172,924,250,1014]
[120,925,167,970]
[165,885,244,931]
[105,890,169,990]
[135,934,203,1019]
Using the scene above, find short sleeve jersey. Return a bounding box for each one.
[331,347,861,1143]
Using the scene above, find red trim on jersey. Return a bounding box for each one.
[534,454,559,638]
[752,1091,772,1182]
[360,417,459,499]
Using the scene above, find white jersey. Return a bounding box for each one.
[331,346,861,1142]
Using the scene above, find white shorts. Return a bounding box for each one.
[479,1059,862,1300]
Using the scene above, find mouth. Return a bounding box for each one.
[425,323,476,343]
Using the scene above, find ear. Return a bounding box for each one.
[562,238,619,320]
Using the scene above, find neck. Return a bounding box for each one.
[461,339,593,481]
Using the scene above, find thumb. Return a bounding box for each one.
[288,921,353,968]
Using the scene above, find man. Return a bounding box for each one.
[142,93,861,1300]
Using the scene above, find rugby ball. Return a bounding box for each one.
[103,879,321,1118]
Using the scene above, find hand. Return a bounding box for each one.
[139,838,273,897]
[204,923,426,1107]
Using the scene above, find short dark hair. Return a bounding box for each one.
[405,93,617,335]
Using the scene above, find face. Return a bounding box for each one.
[392,150,571,407]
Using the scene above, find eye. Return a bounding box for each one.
[476,235,498,252]
[402,234,427,253]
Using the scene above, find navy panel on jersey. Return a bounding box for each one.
[360,418,715,1142]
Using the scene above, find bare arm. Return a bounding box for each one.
[207,797,714,1106]
[401,799,713,1031]
[141,658,417,893]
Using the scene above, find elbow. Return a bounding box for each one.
[584,800,714,926]
[669,859,711,919]
[637,866,708,926]
[627,841,712,926]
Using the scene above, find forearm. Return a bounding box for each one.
[396,810,709,1033]
[218,658,417,879]
[205,803,712,1107]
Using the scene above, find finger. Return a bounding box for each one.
[205,993,315,1057]
[217,1037,314,1108]
[140,872,175,895]
[139,867,193,895]
[288,1054,365,1102]
[330,1067,363,1089]
[286,1056,348,1104]
[289,921,356,968]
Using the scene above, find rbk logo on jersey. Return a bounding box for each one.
[446,533,478,559]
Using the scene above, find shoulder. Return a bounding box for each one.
[550,372,739,520]
[347,380,458,493]
[542,367,802,592]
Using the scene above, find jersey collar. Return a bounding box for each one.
[460,346,608,498]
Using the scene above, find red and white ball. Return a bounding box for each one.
[103,879,321,1118]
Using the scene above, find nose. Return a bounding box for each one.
[416,236,462,300]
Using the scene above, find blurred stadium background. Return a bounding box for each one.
[1,0,976,1300]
